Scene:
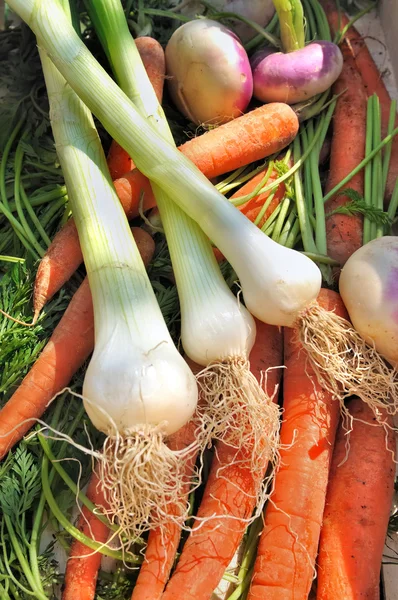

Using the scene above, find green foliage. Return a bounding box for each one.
[0,264,72,403]
[327,188,392,227]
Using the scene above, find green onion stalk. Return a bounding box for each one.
[272,0,305,52]
[34,0,200,543]
[85,0,281,495]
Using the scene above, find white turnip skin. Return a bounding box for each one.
[174,0,276,42]
[251,41,343,105]
[339,236,398,369]
[165,19,253,125]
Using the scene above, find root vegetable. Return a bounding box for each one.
[251,41,343,105]
[165,19,252,125]
[339,236,398,369]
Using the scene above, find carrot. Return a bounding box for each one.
[62,471,110,600]
[131,359,201,600]
[214,166,286,262]
[0,228,155,459]
[107,37,166,180]
[161,319,283,600]
[247,289,347,600]
[34,102,298,314]
[321,0,398,201]
[316,398,395,600]
[232,168,285,229]
[325,37,367,266]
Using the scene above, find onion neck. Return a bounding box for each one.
[272,0,305,53]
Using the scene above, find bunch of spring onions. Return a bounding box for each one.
[85,0,281,502]
[36,0,199,541]
[10,0,398,493]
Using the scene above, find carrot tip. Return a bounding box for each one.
[297,304,398,418]
[95,426,199,542]
[196,357,281,509]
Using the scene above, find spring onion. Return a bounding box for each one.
[86,0,280,483]
[36,0,198,540]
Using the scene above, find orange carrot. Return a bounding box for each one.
[233,168,285,229]
[247,289,347,600]
[107,37,165,180]
[325,38,367,266]
[316,398,395,600]
[161,319,283,600]
[321,0,398,201]
[214,166,286,262]
[34,103,298,315]
[0,228,154,459]
[62,471,110,600]
[131,359,201,600]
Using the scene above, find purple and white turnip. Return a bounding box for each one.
[339,236,398,369]
[251,41,343,105]
[165,19,253,125]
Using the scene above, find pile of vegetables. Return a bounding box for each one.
[0,0,397,598]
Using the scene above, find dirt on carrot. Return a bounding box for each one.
[325,37,367,267]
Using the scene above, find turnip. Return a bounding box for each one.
[339,236,398,369]
[251,41,343,105]
[165,19,253,125]
[173,0,276,42]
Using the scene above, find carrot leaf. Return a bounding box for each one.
[327,188,392,227]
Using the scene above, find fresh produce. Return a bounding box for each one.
[107,36,166,180]
[175,0,276,42]
[162,320,283,600]
[131,380,200,600]
[321,0,398,201]
[1,0,398,598]
[247,289,345,600]
[165,19,253,125]
[38,1,199,543]
[63,471,110,600]
[84,0,282,489]
[316,398,395,600]
[0,278,94,461]
[323,28,367,266]
[251,41,343,105]
[339,236,398,369]
[34,102,299,318]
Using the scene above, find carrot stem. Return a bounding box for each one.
[40,451,141,563]
[382,99,397,196]
[0,116,24,212]
[371,95,383,239]
[231,162,275,207]
[387,178,398,224]
[38,434,119,535]
[13,134,46,257]
[308,119,327,254]
[323,126,398,203]
[20,184,52,247]
[363,96,374,244]
[302,0,317,42]
[293,136,318,254]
